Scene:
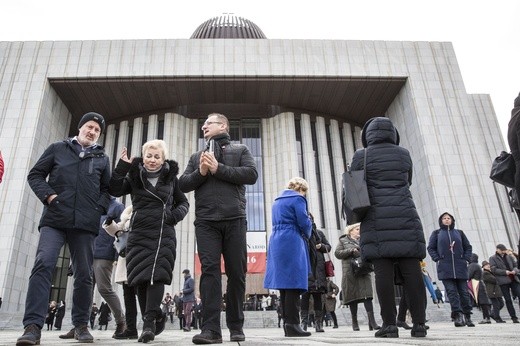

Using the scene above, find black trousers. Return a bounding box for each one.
[490,297,505,320]
[136,283,164,322]
[301,291,323,312]
[123,283,138,331]
[280,289,301,325]
[372,258,426,326]
[195,218,247,333]
[500,281,520,319]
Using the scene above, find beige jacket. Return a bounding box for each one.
[102,205,132,284]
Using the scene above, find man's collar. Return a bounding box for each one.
[72,136,98,149]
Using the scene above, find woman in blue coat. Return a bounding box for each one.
[264,177,313,337]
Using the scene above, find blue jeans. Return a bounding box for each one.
[23,226,95,328]
[442,278,472,314]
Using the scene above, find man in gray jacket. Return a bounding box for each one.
[180,113,258,344]
[489,243,520,323]
[17,112,111,346]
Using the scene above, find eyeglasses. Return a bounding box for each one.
[203,121,223,127]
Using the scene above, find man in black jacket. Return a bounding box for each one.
[179,113,258,344]
[17,112,111,346]
[489,243,520,323]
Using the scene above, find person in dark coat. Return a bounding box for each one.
[97,302,111,330]
[350,117,427,338]
[89,303,98,330]
[53,301,66,331]
[179,113,258,344]
[181,269,196,332]
[507,92,520,210]
[45,301,57,331]
[324,278,339,329]
[109,139,189,343]
[18,112,110,346]
[428,212,474,327]
[264,177,313,337]
[488,243,520,323]
[467,253,492,324]
[482,261,506,322]
[300,221,331,333]
[335,222,380,331]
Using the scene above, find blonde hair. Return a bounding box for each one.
[142,139,168,160]
[345,223,361,235]
[287,177,309,193]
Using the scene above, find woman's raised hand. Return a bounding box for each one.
[120,147,134,163]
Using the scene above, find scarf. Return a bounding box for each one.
[207,134,231,163]
[144,165,163,187]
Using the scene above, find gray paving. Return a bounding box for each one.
[2,303,520,346]
[1,320,519,345]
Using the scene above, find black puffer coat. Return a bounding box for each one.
[351,117,426,260]
[109,158,189,286]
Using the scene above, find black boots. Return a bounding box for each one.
[285,324,311,337]
[411,323,427,337]
[314,311,325,332]
[465,314,475,327]
[367,311,381,330]
[140,317,156,343]
[454,313,465,327]
[374,324,399,338]
[351,313,360,331]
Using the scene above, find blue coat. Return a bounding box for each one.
[264,189,312,292]
[427,212,472,280]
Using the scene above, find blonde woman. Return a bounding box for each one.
[109,139,189,343]
[335,223,379,331]
[264,177,313,337]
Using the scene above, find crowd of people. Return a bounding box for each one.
[12,101,520,345]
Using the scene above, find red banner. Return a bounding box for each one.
[194,251,266,275]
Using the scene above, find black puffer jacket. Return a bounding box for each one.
[109,158,189,286]
[351,117,426,260]
[27,139,111,233]
[179,138,258,221]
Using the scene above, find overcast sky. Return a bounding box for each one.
[1,0,518,144]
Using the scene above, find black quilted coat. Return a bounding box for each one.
[109,158,189,286]
[350,117,426,260]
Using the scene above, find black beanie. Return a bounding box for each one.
[515,93,520,108]
[78,112,105,134]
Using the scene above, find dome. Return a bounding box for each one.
[190,14,266,39]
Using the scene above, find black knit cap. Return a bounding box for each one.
[78,112,105,134]
[514,92,520,108]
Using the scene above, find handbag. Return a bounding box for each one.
[490,151,516,188]
[324,250,335,277]
[350,256,374,277]
[342,148,370,223]
[113,230,129,257]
